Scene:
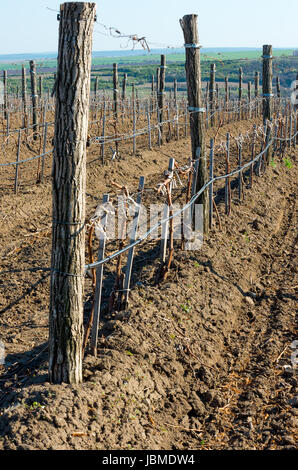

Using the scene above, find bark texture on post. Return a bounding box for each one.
[262,45,273,163]
[158,55,166,143]
[262,45,273,123]
[180,14,208,235]
[49,2,96,385]
[29,60,38,140]
[22,65,27,127]
[209,63,216,127]
[113,63,118,118]
[238,67,243,120]
[276,76,281,98]
[122,73,127,101]
[3,71,7,120]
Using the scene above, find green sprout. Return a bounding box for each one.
[283,157,293,169]
[181,301,192,314]
[270,159,277,168]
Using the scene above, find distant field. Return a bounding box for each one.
[1,48,297,97]
[0,48,295,71]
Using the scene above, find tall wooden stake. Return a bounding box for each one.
[180,14,208,235]
[262,45,273,163]
[29,60,38,140]
[113,63,118,119]
[49,1,96,385]
[209,63,216,127]
[238,67,243,120]
[22,65,27,128]
[3,71,7,120]
[158,55,166,144]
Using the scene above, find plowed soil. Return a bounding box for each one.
[0,117,297,450]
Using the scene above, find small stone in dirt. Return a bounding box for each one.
[282,365,294,377]
[244,296,254,306]
[252,219,262,230]
[281,435,296,446]
[289,396,298,407]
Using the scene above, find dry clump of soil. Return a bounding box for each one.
[0,120,297,450]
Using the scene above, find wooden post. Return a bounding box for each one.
[248,81,251,119]
[101,101,106,164]
[250,126,256,188]
[238,138,242,200]
[209,139,214,229]
[255,71,259,98]
[132,84,136,153]
[158,55,166,144]
[254,71,260,117]
[39,75,43,101]
[29,60,38,140]
[225,133,231,215]
[94,75,98,97]
[3,71,7,120]
[146,101,152,150]
[238,67,243,120]
[209,63,216,127]
[41,122,48,183]
[276,76,281,98]
[174,78,177,108]
[22,65,27,128]
[113,63,118,119]
[224,76,229,124]
[262,45,273,163]
[160,159,175,262]
[180,14,208,235]
[225,76,229,104]
[14,130,21,194]
[49,2,96,385]
[122,73,127,101]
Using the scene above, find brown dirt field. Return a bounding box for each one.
[0,117,297,450]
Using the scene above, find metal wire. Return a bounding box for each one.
[85,137,274,271]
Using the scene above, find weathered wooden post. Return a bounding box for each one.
[49,2,96,384]
[255,71,259,98]
[248,81,251,119]
[29,60,38,140]
[22,65,27,128]
[158,55,166,144]
[238,67,243,120]
[276,76,281,98]
[209,63,216,127]
[180,14,209,235]
[3,71,7,120]
[262,45,273,163]
[174,78,177,109]
[38,75,43,101]
[255,71,260,117]
[94,75,98,97]
[14,130,21,194]
[225,76,229,104]
[113,63,118,119]
[122,73,127,101]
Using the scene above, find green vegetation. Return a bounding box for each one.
[283,157,293,169]
[1,49,297,98]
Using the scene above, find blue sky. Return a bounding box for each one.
[0,0,296,54]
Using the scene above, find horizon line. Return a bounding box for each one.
[0,46,297,58]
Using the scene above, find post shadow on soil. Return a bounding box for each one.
[0,272,50,316]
